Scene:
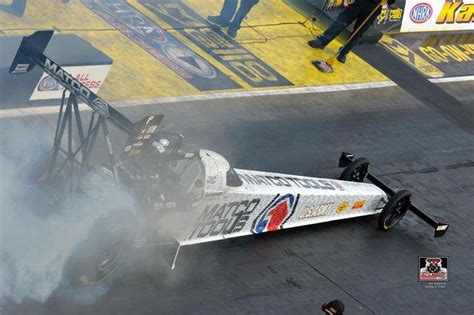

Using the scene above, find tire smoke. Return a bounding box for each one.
[0,120,135,304]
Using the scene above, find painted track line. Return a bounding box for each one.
[1,76,472,119]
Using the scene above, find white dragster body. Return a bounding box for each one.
[168,150,387,246]
[9,30,449,285]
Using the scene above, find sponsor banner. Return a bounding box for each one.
[308,0,405,33]
[401,0,474,32]
[82,0,240,91]
[139,0,292,88]
[389,32,474,77]
[30,64,111,101]
[419,257,448,282]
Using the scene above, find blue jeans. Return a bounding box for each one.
[218,0,260,29]
[319,0,381,56]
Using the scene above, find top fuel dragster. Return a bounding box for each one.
[10,31,449,286]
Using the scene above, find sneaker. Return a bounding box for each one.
[227,27,238,38]
[308,38,326,49]
[337,53,347,63]
[207,15,228,26]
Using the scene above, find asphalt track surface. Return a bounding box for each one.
[2,81,474,314]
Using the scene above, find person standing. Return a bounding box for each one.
[321,299,345,314]
[308,0,394,63]
[207,0,260,38]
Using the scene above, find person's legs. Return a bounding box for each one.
[308,5,359,48]
[208,0,238,26]
[338,3,381,57]
[228,0,259,37]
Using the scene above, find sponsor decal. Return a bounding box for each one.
[82,0,240,91]
[419,257,448,282]
[207,175,218,184]
[37,73,102,92]
[188,198,260,239]
[410,3,433,23]
[377,7,404,25]
[152,141,166,153]
[336,201,349,214]
[239,173,338,191]
[159,138,170,146]
[333,181,345,191]
[44,58,91,99]
[92,98,109,117]
[139,0,292,88]
[252,194,300,234]
[11,63,30,74]
[351,200,365,210]
[299,203,333,219]
[38,76,60,91]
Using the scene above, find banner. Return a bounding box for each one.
[401,0,474,32]
[30,64,111,101]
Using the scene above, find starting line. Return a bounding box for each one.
[1,75,472,119]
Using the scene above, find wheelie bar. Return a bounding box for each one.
[339,152,449,238]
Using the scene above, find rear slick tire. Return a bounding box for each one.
[65,211,136,287]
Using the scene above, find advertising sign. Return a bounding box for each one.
[30,64,111,101]
[401,0,474,32]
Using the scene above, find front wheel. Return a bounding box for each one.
[339,158,370,182]
[378,190,412,231]
[65,211,137,287]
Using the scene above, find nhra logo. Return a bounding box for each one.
[38,76,61,91]
[252,194,299,234]
[410,3,433,23]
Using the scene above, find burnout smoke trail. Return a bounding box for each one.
[0,121,135,304]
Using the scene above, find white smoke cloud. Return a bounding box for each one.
[0,120,135,304]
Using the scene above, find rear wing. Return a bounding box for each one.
[9,30,133,134]
[339,152,449,238]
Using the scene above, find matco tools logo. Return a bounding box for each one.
[45,58,91,99]
[410,3,433,23]
[252,194,299,234]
